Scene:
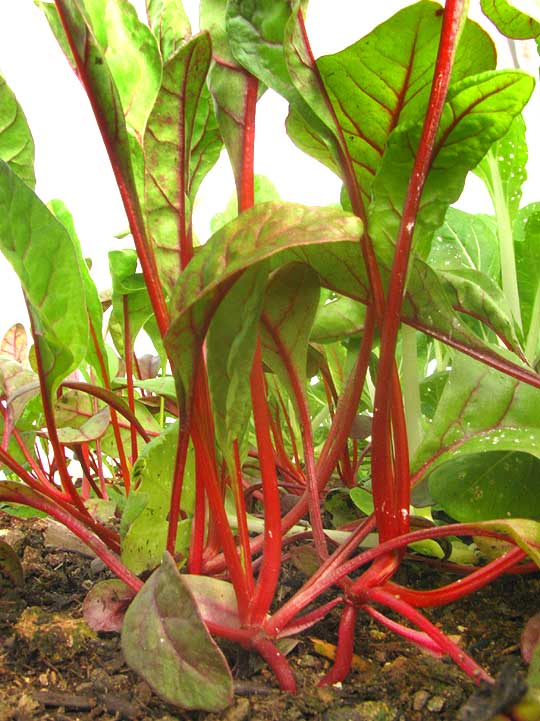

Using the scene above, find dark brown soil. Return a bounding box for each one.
[1,512,537,721]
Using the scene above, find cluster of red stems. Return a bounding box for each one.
[2,0,540,691]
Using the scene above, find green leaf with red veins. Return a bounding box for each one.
[437,267,522,354]
[49,199,109,384]
[108,249,164,360]
[411,352,540,505]
[428,450,540,522]
[0,162,88,400]
[55,406,111,444]
[201,0,261,192]
[74,0,161,140]
[429,208,499,277]
[144,32,222,294]
[164,202,365,421]
[260,263,320,419]
[100,400,161,458]
[481,0,540,38]
[1,324,28,364]
[287,1,495,199]
[311,292,366,344]
[121,552,233,712]
[369,70,534,263]
[515,204,540,362]
[52,1,141,201]
[182,575,240,628]
[146,0,191,61]
[0,76,35,188]
[206,264,268,466]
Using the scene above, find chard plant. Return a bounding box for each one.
[1,0,540,711]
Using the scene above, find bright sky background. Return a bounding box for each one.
[0,1,538,338]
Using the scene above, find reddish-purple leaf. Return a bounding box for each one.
[121,553,233,711]
[83,579,135,632]
[522,613,540,664]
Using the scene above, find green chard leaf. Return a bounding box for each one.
[481,0,540,39]
[121,553,233,711]
[146,0,192,61]
[311,292,366,344]
[260,263,321,419]
[515,203,540,362]
[288,1,496,197]
[165,202,366,421]
[0,76,35,188]
[201,0,262,193]
[144,32,222,295]
[206,265,268,467]
[0,162,88,398]
[121,422,195,574]
[369,70,534,262]
[429,208,499,277]
[412,352,540,505]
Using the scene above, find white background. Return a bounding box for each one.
[0,1,538,336]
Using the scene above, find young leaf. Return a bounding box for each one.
[429,208,499,278]
[0,75,35,188]
[55,407,110,444]
[146,0,191,61]
[0,162,88,398]
[1,324,28,364]
[82,579,135,632]
[369,70,534,262]
[121,552,233,711]
[200,0,260,193]
[164,202,365,420]
[144,32,221,292]
[481,0,540,38]
[121,422,195,574]
[311,293,366,344]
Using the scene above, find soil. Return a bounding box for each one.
[0,511,538,721]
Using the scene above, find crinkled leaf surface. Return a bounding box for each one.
[121,422,194,574]
[481,0,540,38]
[0,161,88,398]
[0,75,35,188]
[144,32,221,294]
[165,202,366,419]
[429,450,540,522]
[369,70,534,261]
[121,552,233,711]
[146,0,191,61]
[429,208,499,277]
[412,353,540,503]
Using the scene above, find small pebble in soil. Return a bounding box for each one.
[412,690,430,711]
[426,695,446,712]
